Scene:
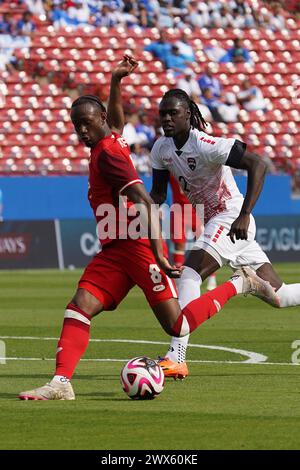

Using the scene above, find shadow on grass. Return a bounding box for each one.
[0,393,20,399]
[0,374,118,380]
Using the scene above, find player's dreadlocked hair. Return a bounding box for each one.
[71,95,107,112]
[162,89,207,131]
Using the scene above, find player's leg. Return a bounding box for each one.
[226,221,299,308]
[160,248,221,376]
[167,200,220,369]
[152,265,269,338]
[255,262,300,308]
[18,288,105,401]
[19,247,134,400]
[53,287,105,384]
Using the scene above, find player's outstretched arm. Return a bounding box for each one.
[123,183,182,278]
[228,151,267,243]
[107,55,138,134]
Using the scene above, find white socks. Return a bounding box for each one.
[177,266,202,310]
[229,275,245,294]
[166,266,202,363]
[276,283,300,308]
[167,336,190,363]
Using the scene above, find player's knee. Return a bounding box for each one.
[167,320,187,338]
[70,288,103,317]
[159,319,181,337]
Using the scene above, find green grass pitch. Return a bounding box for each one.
[0,264,300,450]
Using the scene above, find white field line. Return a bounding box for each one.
[0,357,299,366]
[0,335,267,364]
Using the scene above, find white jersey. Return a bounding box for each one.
[151,128,245,224]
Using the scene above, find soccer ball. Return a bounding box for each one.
[120,356,165,400]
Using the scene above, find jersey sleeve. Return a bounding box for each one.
[225,139,247,168]
[151,140,166,170]
[99,149,143,194]
[198,134,246,167]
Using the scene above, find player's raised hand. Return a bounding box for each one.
[227,213,250,243]
[157,256,183,278]
[112,55,139,80]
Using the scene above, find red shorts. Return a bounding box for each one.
[78,239,177,310]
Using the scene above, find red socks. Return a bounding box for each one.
[55,282,237,374]
[55,303,91,379]
[171,281,237,336]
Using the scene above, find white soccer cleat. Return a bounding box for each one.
[232,266,280,307]
[18,380,75,401]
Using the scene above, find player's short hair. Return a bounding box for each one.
[71,95,107,112]
[161,89,207,131]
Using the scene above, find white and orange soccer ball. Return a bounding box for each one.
[120,356,165,400]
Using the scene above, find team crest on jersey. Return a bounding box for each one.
[187,157,196,170]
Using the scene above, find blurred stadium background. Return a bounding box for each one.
[0,0,299,268]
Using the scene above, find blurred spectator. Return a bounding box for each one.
[50,4,70,28]
[204,43,227,62]
[210,6,234,28]
[137,4,155,27]
[186,0,210,28]
[268,4,286,31]
[25,0,46,16]
[144,30,172,63]
[198,64,222,98]
[0,12,14,34]
[135,112,156,148]
[175,31,195,62]
[229,8,248,28]
[94,5,117,27]
[201,88,223,122]
[131,143,151,175]
[123,5,140,27]
[219,38,251,64]
[123,109,142,146]
[237,79,267,112]
[232,0,252,16]
[122,0,136,13]
[16,11,36,36]
[67,1,90,26]
[176,68,201,97]
[157,1,174,28]
[164,45,188,76]
[217,92,240,122]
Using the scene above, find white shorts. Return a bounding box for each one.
[192,212,270,270]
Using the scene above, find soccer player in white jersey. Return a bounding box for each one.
[150,89,300,379]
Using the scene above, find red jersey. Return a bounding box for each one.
[88,132,143,246]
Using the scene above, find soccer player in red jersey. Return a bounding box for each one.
[18,57,275,400]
